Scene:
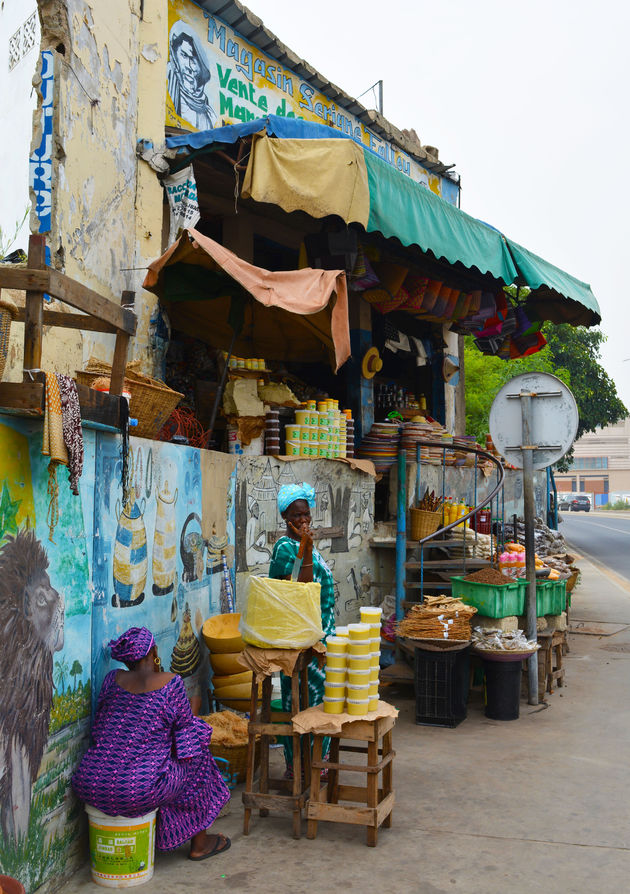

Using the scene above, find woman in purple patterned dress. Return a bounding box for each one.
[72,627,230,861]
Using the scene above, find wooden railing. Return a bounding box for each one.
[0,235,137,427]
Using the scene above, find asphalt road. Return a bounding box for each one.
[560,511,630,582]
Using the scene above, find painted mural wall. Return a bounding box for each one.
[233,457,376,624]
[0,419,235,893]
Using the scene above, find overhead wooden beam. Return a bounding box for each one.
[47,269,137,335]
[0,268,49,291]
[13,308,118,333]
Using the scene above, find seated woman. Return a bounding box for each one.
[72,627,230,861]
[268,483,336,774]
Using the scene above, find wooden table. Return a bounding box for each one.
[242,648,314,839]
[304,706,396,847]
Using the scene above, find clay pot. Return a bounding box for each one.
[0,876,27,894]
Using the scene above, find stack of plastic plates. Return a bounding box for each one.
[357,422,402,472]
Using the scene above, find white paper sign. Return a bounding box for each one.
[163,164,200,243]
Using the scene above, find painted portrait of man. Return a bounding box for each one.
[167,21,218,131]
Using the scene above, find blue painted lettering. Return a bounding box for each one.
[282,74,293,96]
[299,83,314,111]
[238,49,253,81]
[226,39,239,63]
[314,101,325,119]
[254,58,266,77]
[266,65,277,85]
[203,14,226,52]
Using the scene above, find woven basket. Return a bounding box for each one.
[76,358,183,439]
[0,295,17,382]
[210,739,260,784]
[410,508,441,541]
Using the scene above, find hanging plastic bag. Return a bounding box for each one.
[239,576,323,649]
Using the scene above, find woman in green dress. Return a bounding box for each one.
[268,482,336,774]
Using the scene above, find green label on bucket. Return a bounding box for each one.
[90,821,154,878]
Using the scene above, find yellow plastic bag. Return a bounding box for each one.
[240,576,323,649]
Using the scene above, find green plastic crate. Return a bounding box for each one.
[515,578,567,616]
[450,576,525,619]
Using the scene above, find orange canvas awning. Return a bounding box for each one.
[143,229,350,371]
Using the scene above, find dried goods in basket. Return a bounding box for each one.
[200,710,261,784]
[76,358,183,439]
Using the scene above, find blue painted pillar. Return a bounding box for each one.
[395,448,407,622]
[347,295,374,445]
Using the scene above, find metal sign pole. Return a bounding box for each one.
[520,392,539,705]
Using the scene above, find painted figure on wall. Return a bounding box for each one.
[0,530,64,839]
[153,482,178,595]
[112,497,148,607]
[167,21,218,130]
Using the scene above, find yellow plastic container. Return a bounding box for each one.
[347,683,370,701]
[285,441,301,456]
[335,626,349,638]
[326,636,348,655]
[299,443,310,457]
[348,656,371,671]
[347,668,371,686]
[299,427,310,442]
[325,668,346,684]
[369,682,379,697]
[369,624,381,639]
[370,652,381,667]
[323,696,346,715]
[348,623,371,640]
[368,695,379,711]
[240,577,323,649]
[369,667,380,682]
[348,641,370,657]
[360,606,383,625]
[86,805,156,887]
[346,698,369,716]
[324,681,346,699]
[285,423,301,441]
[369,637,381,650]
[326,654,347,670]
[317,446,328,457]
[295,410,309,425]
[307,426,318,442]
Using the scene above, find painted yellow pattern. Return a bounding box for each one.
[0,423,36,529]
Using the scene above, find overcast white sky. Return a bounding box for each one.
[249,0,630,412]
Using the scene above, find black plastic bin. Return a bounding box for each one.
[483,658,522,720]
[414,644,471,727]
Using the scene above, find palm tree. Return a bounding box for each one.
[70,659,83,691]
[54,657,69,695]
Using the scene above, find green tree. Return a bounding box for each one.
[53,657,69,695]
[70,659,83,691]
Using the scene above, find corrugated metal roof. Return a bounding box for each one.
[198,0,457,180]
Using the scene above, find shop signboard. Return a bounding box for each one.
[166,0,458,203]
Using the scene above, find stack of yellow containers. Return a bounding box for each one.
[346,623,372,714]
[323,636,347,713]
[360,606,382,709]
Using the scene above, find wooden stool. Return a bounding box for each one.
[242,649,313,839]
[538,630,566,693]
[306,708,395,847]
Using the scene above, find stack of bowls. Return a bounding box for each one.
[202,613,261,710]
[265,409,280,455]
[360,606,383,709]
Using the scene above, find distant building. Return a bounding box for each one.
[555,417,630,499]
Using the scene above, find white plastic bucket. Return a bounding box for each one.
[86,804,157,888]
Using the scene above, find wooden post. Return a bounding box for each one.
[23,234,47,378]
[109,291,134,395]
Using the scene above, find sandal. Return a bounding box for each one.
[188,833,231,861]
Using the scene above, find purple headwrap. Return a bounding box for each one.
[109,627,155,663]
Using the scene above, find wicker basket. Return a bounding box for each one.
[210,739,260,784]
[76,358,183,439]
[410,508,441,541]
[0,294,17,382]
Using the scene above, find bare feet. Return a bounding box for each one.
[189,831,231,861]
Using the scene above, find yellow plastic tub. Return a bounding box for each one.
[335,626,349,638]
[324,681,346,699]
[348,641,370,657]
[325,668,346,684]
[369,637,381,651]
[348,656,371,671]
[346,698,369,716]
[347,668,371,686]
[360,607,383,625]
[369,625,381,640]
[369,667,380,682]
[368,695,379,711]
[348,623,371,640]
[347,683,370,701]
[295,410,309,425]
[323,696,346,715]
[368,682,379,697]
[326,654,347,670]
[370,651,381,668]
[326,636,348,655]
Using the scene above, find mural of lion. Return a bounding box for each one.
[0,530,64,839]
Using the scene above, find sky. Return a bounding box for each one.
[247,0,630,412]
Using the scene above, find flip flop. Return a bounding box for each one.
[188,834,231,862]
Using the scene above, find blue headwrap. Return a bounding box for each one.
[277,482,316,514]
